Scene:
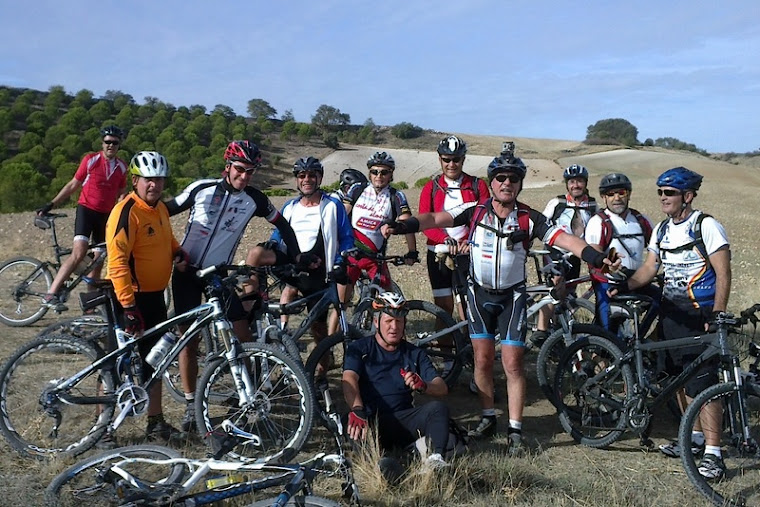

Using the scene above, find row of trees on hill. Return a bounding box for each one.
[585,118,709,155]
[0,85,427,212]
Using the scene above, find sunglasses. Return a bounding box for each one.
[441,156,463,164]
[296,171,318,180]
[604,189,629,198]
[103,140,120,146]
[230,164,256,175]
[493,173,521,184]
[369,169,392,177]
[657,189,682,197]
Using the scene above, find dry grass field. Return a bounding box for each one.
[1,141,760,506]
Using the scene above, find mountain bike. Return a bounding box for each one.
[552,298,760,452]
[0,212,106,326]
[46,379,361,507]
[678,304,760,506]
[0,264,314,462]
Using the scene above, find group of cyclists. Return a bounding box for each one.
[37,126,730,482]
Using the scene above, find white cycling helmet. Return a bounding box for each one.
[130,151,170,177]
[372,292,408,317]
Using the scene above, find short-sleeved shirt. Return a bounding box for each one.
[344,184,411,252]
[648,210,729,309]
[74,152,128,213]
[343,335,438,417]
[448,200,562,290]
[585,209,653,271]
[165,179,278,269]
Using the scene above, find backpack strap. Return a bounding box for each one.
[467,199,531,251]
[431,174,480,204]
[655,212,712,269]
[551,195,597,222]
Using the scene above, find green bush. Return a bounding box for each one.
[391,121,423,139]
[264,188,294,196]
[392,181,408,190]
[415,177,431,188]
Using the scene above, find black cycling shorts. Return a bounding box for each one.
[171,266,246,322]
[74,205,108,244]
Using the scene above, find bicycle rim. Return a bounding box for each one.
[0,335,115,458]
[38,315,108,341]
[679,381,760,506]
[304,329,359,421]
[536,324,617,409]
[0,256,53,326]
[196,342,314,462]
[555,335,632,448]
[45,445,185,507]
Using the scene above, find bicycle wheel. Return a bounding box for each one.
[196,341,315,462]
[0,334,115,458]
[245,495,340,506]
[679,381,760,506]
[163,324,218,404]
[38,315,108,341]
[45,444,186,507]
[0,256,53,326]
[554,334,632,448]
[351,298,467,387]
[536,323,617,409]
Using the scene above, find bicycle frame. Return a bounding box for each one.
[47,278,258,434]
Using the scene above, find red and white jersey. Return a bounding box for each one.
[346,184,410,252]
[74,152,127,213]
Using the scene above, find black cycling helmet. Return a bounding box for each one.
[293,156,324,176]
[656,167,703,191]
[563,164,589,181]
[437,135,467,157]
[366,151,395,170]
[599,173,632,194]
[340,168,367,190]
[100,125,124,139]
[487,155,527,181]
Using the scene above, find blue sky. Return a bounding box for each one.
[1,0,758,153]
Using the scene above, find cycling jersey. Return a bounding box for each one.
[345,184,410,252]
[585,209,653,272]
[542,194,595,239]
[271,192,354,273]
[74,152,128,213]
[106,192,180,307]
[165,179,278,269]
[448,200,562,290]
[648,210,729,309]
[419,173,490,248]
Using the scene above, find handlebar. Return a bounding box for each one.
[350,249,417,266]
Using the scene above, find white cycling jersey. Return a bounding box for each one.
[166,179,277,269]
[585,209,653,271]
[345,183,410,252]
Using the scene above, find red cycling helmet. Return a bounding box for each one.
[224,140,262,166]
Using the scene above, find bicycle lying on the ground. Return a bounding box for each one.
[45,410,361,506]
[552,298,760,454]
[0,212,106,326]
[0,264,314,463]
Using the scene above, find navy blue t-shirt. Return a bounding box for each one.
[343,335,438,417]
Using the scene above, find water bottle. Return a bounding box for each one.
[145,332,177,368]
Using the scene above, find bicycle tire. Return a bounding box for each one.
[37,314,108,341]
[196,341,315,463]
[45,444,186,507]
[0,256,54,326]
[245,495,340,507]
[568,296,596,325]
[554,334,633,448]
[0,334,115,458]
[679,381,760,506]
[350,298,467,387]
[536,323,617,408]
[251,311,305,367]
